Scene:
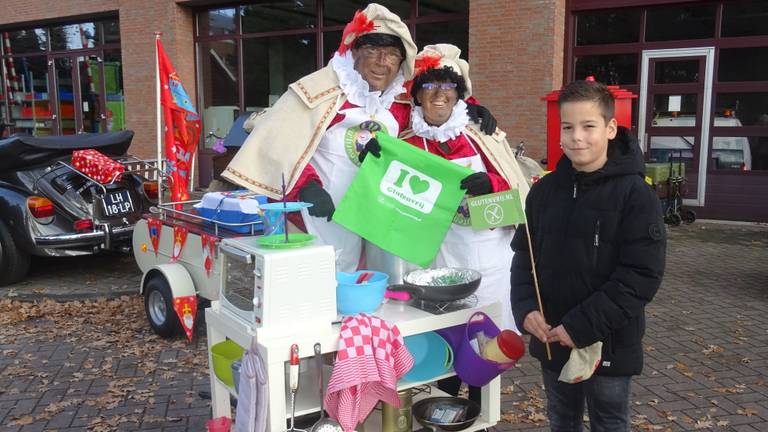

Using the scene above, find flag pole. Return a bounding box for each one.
[522,220,552,361]
[154,32,163,207]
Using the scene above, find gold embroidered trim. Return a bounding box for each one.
[224,167,281,195]
[295,81,341,104]
[466,127,510,184]
[289,100,339,181]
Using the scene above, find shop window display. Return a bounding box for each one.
[1,19,123,136]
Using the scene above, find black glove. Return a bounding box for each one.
[298,181,335,221]
[466,103,498,135]
[460,172,493,196]
[358,137,382,163]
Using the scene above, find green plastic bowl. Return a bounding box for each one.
[211,340,245,388]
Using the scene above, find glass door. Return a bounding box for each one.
[50,55,78,134]
[638,48,714,206]
[50,52,107,134]
[77,54,106,133]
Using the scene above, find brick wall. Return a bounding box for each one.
[0,0,195,159]
[469,0,566,162]
[118,0,195,158]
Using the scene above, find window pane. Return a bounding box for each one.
[9,56,55,135]
[199,40,238,108]
[101,19,120,44]
[654,60,699,84]
[324,1,409,27]
[574,54,637,85]
[718,47,768,82]
[102,50,124,131]
[711,136,760,171]
[244,35,317,110]
[50,23,97,50]
[4,29,48,54]
[324,31,341,64]
[648,135,695,172]
[419,0,467,16]
[200,40,239,147]
[242,1,317,34]
[651,94,698,126]
[722,0,768,38]
[646,4,715,42]
[415,21,468,59]
[715,93,768,127]
[576,9,640,45]
[199,8,237,36]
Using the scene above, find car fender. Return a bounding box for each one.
[0,183,37,254]
[141,263,196,299]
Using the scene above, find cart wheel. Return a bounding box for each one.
[666,213,682,226]
[144,273,181,338]
[682,209,697,224]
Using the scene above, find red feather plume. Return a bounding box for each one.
[338,10,375,54]
[413,54,442,77]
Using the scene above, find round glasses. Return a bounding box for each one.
[357,45,403,65]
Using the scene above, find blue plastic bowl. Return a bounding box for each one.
[402,331,454,382]
[336,270,389,315]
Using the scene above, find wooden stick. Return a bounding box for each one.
[523,221,552,361]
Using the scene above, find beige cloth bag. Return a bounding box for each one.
[558,341,602,384]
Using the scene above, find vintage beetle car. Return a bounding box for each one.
[0,131,157,286]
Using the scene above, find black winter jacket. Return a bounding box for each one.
[510,127,666,376]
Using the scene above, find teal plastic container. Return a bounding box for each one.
[336,270,389,315]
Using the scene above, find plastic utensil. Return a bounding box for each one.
[310,343,342,432]
[355,271,374,284]
[385,289,411,301]
[288,344,306,432]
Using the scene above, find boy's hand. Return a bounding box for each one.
[523,311,551,344]
[547,325,575,348]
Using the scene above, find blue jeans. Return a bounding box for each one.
[542,366,631,432]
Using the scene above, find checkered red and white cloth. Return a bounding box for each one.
[324,314,414,432]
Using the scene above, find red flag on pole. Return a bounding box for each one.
[156,38,201,202]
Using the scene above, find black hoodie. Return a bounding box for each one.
[510,127,666,376]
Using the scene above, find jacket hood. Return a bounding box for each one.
[555,126,645,184]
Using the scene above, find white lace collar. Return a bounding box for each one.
[330,51,406,116]
[411,99,469,143]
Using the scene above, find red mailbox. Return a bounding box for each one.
[542,78,637,170]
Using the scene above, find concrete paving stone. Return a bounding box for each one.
[17,424,46,432]
[729,425,762,432]
[7,399,38,418]
[143,402,169,418]
[43,410,76,429]
[166,406,211,419]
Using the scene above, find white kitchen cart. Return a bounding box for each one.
[206,298,503,431]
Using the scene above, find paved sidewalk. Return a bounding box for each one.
[1,222,767,431]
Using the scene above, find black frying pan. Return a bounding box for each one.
[386,267,481,302]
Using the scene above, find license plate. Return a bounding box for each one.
[102,190,134,216]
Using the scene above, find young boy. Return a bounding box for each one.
[510,79,666,431]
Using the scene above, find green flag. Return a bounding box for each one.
[333,133,473,267]
[467,189,525,230]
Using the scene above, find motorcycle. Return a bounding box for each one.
[0,130,158,286]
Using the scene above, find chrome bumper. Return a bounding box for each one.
[34,224,134,249]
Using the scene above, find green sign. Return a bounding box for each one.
[467,189,525,230]
[333,133,472,267]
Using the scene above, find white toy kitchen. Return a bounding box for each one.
[206,234,510,432]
